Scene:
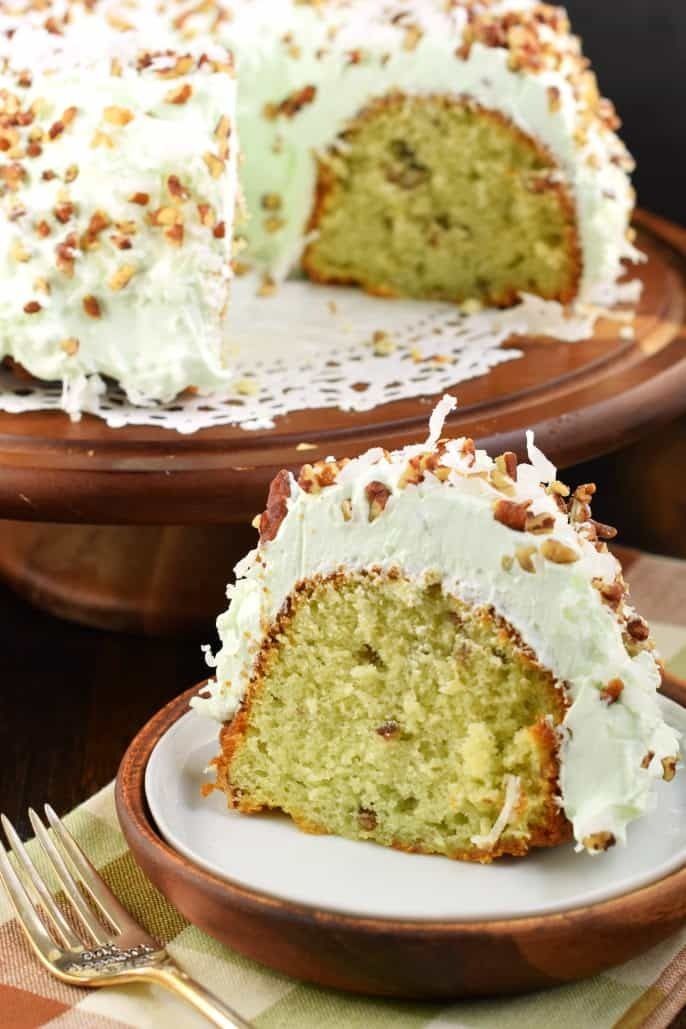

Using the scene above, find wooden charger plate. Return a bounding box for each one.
[116,677,686,1000]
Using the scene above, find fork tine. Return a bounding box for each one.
[1,815,83,950]
[0,842,58,965]
[44,805,153,942]
[29,809,109,946]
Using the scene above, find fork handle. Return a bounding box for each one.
[144,960,252,1028]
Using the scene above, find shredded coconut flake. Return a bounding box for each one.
[425,393,457,448]
[470,774,521,850]
[525,429,557,484]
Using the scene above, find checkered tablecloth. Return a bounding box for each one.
[3,550,686,1029]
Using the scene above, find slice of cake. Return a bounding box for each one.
[193,397,680,862]
[0,47,238,403]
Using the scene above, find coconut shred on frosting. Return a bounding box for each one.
[193,395,680,855]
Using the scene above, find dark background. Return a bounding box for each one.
[566,0,685,225]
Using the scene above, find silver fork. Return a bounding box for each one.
[0,805,251,1028]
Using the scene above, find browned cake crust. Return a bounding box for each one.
[302,92,582,307]
[210,569,573,864]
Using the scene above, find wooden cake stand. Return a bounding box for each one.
[0,210,684,634]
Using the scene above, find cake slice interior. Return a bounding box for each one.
[215,571,570,861]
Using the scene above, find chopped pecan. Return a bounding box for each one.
[600,678,623,704]
[263,84,317,120]
[540,538,580,564]
[594,578,625,610]
[524,511,555,535]
[641,751,654,770]
[589,518,617,541]
[493,498,531,532]
[82,295,101,319]
[662,756,678,782]
[376,720,400,740]
[365,481,391,521]
[515,545,537,573]
[259,469,291,544]
[626,616,649,642]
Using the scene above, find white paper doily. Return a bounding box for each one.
[0,274,640,435]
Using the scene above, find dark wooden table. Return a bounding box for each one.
[0,575,207,840]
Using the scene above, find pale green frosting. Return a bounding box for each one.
[0,49,238,402]
[0,0,637,402]
[193,398,680,853]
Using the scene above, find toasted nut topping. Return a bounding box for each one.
[662,756,678,782]
[493,498,531,532]
[524,511,556,535]
[35,220,51,238]
[33,277,50,295]
[259,469,290,543]
[11,239,30,262]
[214,115,231,140]
[155,55,194,79]
[498,451,518,480]
[110,234,133,250]
[341,498,353,522]
[104,106,134,126]
[107,264,136,291]
[600,678,623,704]
[263,84,317,120]
[54,202,75,223]
[515,545,537,573]
[64,164,79,183]
[60,337,79,355]
[167,175,190,200]
[91,130,115,149]
[590,518,618,541]
[595,579,625,610]
[540,538,580,564]
[583,832,616,853]
[626,616,650,642]
[129,192,150,206]
[197,203,215,227]
[489,466,515,496]
[165,83,193,104]
[203,152,225,178]
[23,300,41,314]
[82,295,101,318]
[151,206,181,226]
[366,481,391,521]
[501,554,514,572]
[165,224,184,246]
[357,808,377,831]
[641,751,654,770]
[213,221,226,239]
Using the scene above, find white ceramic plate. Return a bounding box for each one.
[145,697,686,922]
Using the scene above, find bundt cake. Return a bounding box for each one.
[0,1,638,401]
[192,397,680,862]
